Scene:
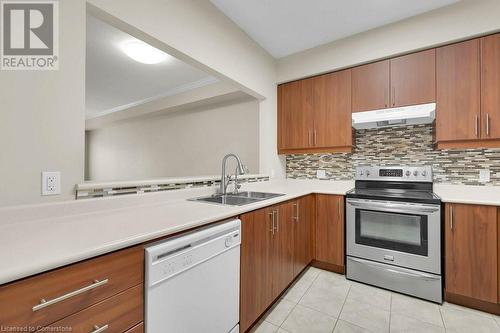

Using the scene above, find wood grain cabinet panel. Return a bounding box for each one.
[315,195,344,270]
[352,60,390,112]
[124,322,144,333]
[41,284,143,333]
[278,79,314,151]
[272,202,295,298]
[445,203,498,303]
[292,196,314,277]
[481,34,500,140]
[313,70,352,149]
[436,39,481,143]
[390,49,436,107]
[0,246,144,328]
[240,206,274,332]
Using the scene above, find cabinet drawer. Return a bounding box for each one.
[42,284,143,333]
[0,246,144,328]
[125,322,144,333]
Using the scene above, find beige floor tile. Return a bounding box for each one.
[250,320,279,333]
[263,298,296,326]
[347,282,391,311]
[299,281,350,317]
[440,306,500,333]
[390,313,445,333]
[313,270,351,289]
[390,293,443,327]
[339,298,390,333]
[441,301,495,319]
[334,319,373,333]
[281,304,337,333]
[282,279,312,303]
[277,329,291,333]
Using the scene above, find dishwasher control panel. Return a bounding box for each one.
[145,220,241,286]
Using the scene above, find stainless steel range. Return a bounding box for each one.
[346,165,442,303]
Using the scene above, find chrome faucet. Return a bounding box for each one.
[220,153,246,195]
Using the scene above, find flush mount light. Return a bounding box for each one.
[121,40,171,64]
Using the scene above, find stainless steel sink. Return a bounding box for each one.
[189,191,285,206]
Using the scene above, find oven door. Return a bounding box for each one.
[346,198,441,274]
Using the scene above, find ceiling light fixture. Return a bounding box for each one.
[121,40,170,64]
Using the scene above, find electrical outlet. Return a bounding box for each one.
[316,169,327,179]
[42,171,61,195]
[479,169,490,183]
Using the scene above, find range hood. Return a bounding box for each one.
[351,103,435,130]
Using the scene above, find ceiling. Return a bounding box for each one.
[210,0,460,58]
[86,14,217,119]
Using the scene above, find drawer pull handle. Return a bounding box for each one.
[91,324,109,333]
[32,279,109,312]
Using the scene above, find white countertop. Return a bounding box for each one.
[1,179,499,285]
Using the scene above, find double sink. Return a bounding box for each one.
[189,191,285,206]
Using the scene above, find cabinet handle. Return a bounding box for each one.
[338,198,341,219]
[269,212,274,235]
[486,113,490,137]
[475,114,480,137]
[32,279,109,312]
[392,87,396,107]
[292,203,299,221]
[91,325,109,333]
[274,210,279,232]
[313,130,317,146]
[449,205,453,231]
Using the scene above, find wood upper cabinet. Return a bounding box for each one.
[240,206,274,332]
[481,34,500,140]
[436,39,481,143]
[352,50,436,112]
[390,49,436,107]
[278,71,352,154]
[292,195,314,277]
[352,60,390,112]
[445,203,498,303]
[278,78,314,151]
[313,70,352,149]
[315,195,344,270]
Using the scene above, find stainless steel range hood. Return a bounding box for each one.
[351,103,435,130]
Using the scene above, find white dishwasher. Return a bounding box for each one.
[145,219,241,333]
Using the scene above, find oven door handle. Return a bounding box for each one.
[347,200,440,214]
[348,257,440,281]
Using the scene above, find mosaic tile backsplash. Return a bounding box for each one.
[286,124,500,186]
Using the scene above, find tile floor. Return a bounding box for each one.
[250,267,500,333]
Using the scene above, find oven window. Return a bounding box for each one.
[355,209,428,256]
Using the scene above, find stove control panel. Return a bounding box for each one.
[355,166,432,182]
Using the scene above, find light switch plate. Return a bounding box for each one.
[479,169,490,182]
[42,171,61,195]
[316,169,327,179]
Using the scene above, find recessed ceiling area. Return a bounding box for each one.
[210,0,460,58]
[86,13,218,119]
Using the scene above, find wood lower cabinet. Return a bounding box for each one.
[314,195,345,272]
[240,196,317,332]
[445,203,498,304]
[292,195,314,276]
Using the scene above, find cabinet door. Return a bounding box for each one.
[390,49,436,107]
[445,203,498,303]
[272,203,295,298]
[313,70,352,149]
[240,207,274,332]
[292,196,314,277]
[481,34,500,139]
[278,78,314,151]
[315,195,344,268]
[436,39,481,142]
[352,60,390,112]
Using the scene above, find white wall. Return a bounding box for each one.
[86,100,259,181]
[87,0,284,180]
[277,0,500,83]
[0,0,85,207]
